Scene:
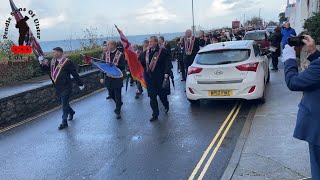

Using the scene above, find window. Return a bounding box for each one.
[244,32,266,41]
[195,49,251,65]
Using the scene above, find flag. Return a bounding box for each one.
[115,25,147,88]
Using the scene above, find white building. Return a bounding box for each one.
[285,0,320,34]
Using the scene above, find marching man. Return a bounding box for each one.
[39,47,85,130]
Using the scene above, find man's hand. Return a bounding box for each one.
[164,74,169,79]
[100,79,105,84]
[302,35,317,54]
[79,85,85,91]
[281,44,296,63]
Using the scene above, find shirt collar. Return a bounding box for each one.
[111,49,117,53]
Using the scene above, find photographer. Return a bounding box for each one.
[282,35,320,179]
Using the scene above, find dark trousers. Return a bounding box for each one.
[309,143,320,179]
[108,87,122,114]
[150,94,169,118]
[272,56,279,69]
[60,95,74,123]
[180,61,186,80]
[136,81,143,94]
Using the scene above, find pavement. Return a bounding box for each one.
[222,68,311,180]
[0,61,252,180]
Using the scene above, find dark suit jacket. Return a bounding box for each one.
[100,51,126,89]
[182,37,200,66]
[41,59,83,97]
[139,46,171,96]
[284,50,320,146]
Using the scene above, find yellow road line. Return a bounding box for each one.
[189,101,240,180]
[0,88,106,133]
[198,103,242,180]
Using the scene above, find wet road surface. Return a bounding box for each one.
[0,67,252,180]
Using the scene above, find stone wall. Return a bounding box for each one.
[0,70,104,127]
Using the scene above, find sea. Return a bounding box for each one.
[38,32,184,53]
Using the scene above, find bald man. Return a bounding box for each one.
[181,29,200,81]
[100,40,126,119]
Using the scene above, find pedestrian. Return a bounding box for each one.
[181,29,200,81]
[139,36,171,122]
[100,40,126,119]
[281,22,296,48]
[282,35,320,180]
[175,38,185,76]
[198,30,206,48]
[268,27,282,71]
[132,43,144,99]
[38,47,85,130]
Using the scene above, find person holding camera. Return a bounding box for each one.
[282,35,320,179]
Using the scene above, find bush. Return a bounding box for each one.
[304,13,320,44]
[0,59,34,85]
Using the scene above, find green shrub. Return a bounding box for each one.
[304,13,320,44]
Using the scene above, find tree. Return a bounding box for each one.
[304,13,320,44]
[245,17,263,27]
[279,12,287,24]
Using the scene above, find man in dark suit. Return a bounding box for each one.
[39,47,84,130]
[100,40,126,119]
[282,35,320,179]
[139,36,171,122]
[181,29,200,81]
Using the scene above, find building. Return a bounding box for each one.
[285,0,320,34]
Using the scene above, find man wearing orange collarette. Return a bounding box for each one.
[38,47,84,130]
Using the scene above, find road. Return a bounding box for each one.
[0,67,252,180]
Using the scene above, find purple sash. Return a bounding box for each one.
[146,48,163,72]
[51,57,68,82]
[106,50,122,66]
[185,36,195,55]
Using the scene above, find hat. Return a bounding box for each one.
[53,47,63,53]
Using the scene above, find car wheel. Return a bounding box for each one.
[188,99,200,105]
[266,69,270,84]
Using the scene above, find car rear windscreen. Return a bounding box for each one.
[244,33,265,40]
[195,49,251,65]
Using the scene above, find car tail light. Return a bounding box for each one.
[188,88,195,94]
[188,67,203,75]
[236,62,259,72]
[248,86,256,93]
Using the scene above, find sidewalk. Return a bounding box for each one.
[227,69,311,179]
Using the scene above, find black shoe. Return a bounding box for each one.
[150,117,158,122]
[165,106,169,113]
[68,111,75,121]
[116,114,121,119]
[181,79,186,82]
[135,94,140,99]
[271,68,278,71]
[58,123,68,130]
[106,96,111,100]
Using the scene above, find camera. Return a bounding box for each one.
[287,36,305,47]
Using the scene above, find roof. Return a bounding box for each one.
[199,40,254,53]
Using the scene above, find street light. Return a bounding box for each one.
[192,0,195,35]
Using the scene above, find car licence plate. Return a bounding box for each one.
[208,90,233,96]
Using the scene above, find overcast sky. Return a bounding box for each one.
[0,0,290,42]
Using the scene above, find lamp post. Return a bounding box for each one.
[192,0,195,35]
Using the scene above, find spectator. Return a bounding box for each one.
[268,27,282,71]
[281,22,296,48]
[282,35,320,180]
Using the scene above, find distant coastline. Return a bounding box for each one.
[39,32,184,53]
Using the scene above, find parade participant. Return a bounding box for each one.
[139,36,171,122]
[175,38,185,76]
[159,36,171,51]
[100,41,112,100]
[198,30,206,48]
[38,47,85,130]
[181,29,200,81]
[100,40,126,119]
[132,44,143,99]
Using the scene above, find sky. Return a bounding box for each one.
[0,0,290,42]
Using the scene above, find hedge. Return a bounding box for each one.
[0,59,34,85]
[304,13,320,44]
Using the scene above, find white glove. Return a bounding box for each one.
[38,56,44,62]
[281,44,296,63]
[79,85,85,91]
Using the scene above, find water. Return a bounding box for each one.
[39,32,184,53]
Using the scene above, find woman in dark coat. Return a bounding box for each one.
[268,27,282,71]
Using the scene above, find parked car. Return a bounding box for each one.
[243,30,271,53]
[186,41,270,104]
[266,26,277,34]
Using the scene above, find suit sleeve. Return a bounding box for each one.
[40,61,51,73]
[163,49,171,75]
[68,61,84,86]
[139,51,146,68]
[284,58,320,91]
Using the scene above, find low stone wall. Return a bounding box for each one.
[0,70,104,127]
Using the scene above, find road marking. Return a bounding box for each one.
[0,88,106,133]
[189,101,241,180]
[198,103,242,179]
